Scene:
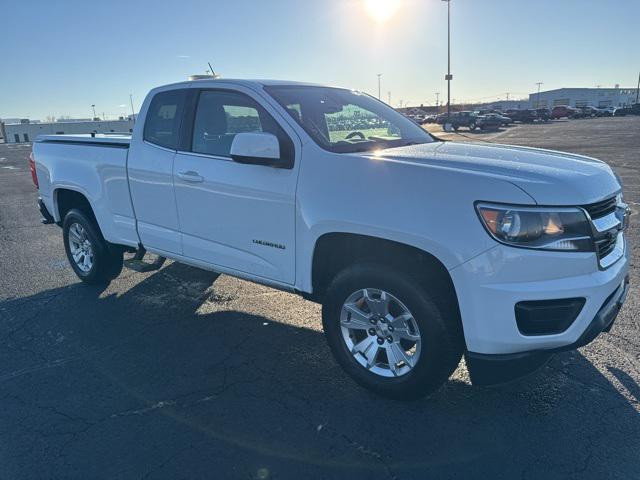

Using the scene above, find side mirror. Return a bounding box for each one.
[230,132,290,169]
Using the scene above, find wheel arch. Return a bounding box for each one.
[53,187,96,224]
[310,232,460,313]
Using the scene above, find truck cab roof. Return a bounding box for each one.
[155,78,346,92]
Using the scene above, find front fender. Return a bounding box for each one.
[294,146,536,293]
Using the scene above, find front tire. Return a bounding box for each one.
[322,264,463,399]
[63,208,123,285]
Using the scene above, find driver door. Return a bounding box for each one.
[173,87,300,285]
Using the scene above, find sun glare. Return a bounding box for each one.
[363,0,401,23]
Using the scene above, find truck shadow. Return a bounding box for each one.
[1,262,638,479]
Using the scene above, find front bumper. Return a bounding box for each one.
[450,240,629,356]
[465,275,629,385]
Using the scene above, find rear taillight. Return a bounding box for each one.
[29,152,39,189]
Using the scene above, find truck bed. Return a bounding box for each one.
[36,133,131,147]
[33,132,138,248]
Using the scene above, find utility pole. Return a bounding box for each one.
[636,71,639,104]
[505,92,510,101]
[91,104,96,120]
[535,82,543,108]
[377,73,382,100]
[435,92,440,108]
[129,94,136,122]
[442,0,452,119]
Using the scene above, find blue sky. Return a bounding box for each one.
[1,0,639,119]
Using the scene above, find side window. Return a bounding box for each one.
[143,90,186,149]
[191,90,293,160]
[224,105,262,134]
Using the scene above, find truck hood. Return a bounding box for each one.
[374,141,620,205]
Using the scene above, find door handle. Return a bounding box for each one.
[177,171,204,183]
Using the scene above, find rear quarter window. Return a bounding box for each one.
[143,90,186,149]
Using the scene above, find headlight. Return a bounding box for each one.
[476,203,593,251]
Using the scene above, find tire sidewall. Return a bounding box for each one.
[322,264,461,399]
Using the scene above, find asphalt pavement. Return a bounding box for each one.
[0,117,639,479]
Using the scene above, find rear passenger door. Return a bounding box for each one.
[173,87,300,284]
[128,88,186,254]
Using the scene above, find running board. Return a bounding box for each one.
[123,246,166,273]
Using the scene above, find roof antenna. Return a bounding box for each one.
[207,62,215,76]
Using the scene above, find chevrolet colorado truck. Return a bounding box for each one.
[31,79,631,399]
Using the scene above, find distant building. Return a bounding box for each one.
[478,99,531,112]
[2,119,135,144]
[2,117,42,124]
[529,87,638,109]
[54,118,93,123]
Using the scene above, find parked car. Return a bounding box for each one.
[505,109,537,123]
[613,104,640,116]
[436,110,475,130]
[535,108,551,122]
[31,78,631,399]
[421,114,438,124]
[437,111,502,131]
[578,106,603,118]
[598,107,614,117]
[482,112,513,126]
[551,106,579,119]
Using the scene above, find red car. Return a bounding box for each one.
[552,106,579,119]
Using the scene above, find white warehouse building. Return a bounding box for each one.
[1,119,134,144]
[529,87,638,109]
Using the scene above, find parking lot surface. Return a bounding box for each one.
[1,117,639,479]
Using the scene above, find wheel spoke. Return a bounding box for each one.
[363,289,389,316]
[395,328,420,342]
[68,229,82,244]
[390,313,420,341]
[342,303,373,330]
[385,344,400,376]
[389,342,413,368]
[352,337,379,368]
[390,312,412,326]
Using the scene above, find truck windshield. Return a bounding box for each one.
[265,85,435,153]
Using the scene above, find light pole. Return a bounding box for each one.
[91,104,96,120]
[442,0,452,119]
[535,82,543,108]
[636,71,639,104]
[377,73,382,100]
[129,94,136,122]
[388,91,391,104]
[435,92,440,111]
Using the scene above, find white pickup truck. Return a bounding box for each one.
[31,78,630,398]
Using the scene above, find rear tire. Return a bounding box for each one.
[322,263,464,399]
[63,208,123,285]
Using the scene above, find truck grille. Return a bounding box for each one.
[582,196,617,219]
